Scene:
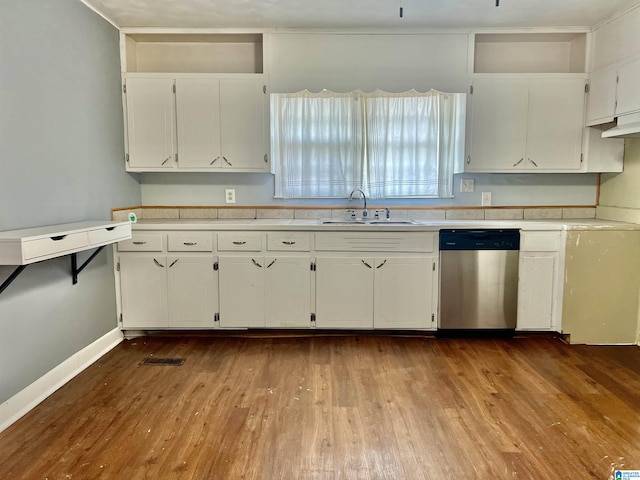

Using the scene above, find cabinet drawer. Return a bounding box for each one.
[118,233,164,252]
[88,224,131,246]
[315,232,435,252]
[167,232,213,252]
[23,232,90,260]
[217,232,262,251]
[267,233,311,251]
[520,232,561,252]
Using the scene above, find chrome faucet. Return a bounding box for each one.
[349,188,368,218]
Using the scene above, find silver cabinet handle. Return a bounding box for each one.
[133,241,147,245]
[153,259,165,268]
[252,259,262,268]
[169,259,179,268]
[183,242,197,246]
[282,241,296,245]
[376,260,387,269]
[223,157,232,166]
[361,260,372,269]
[232,241,246,245]
[210,157,220,165]
[266,259,277,269]
[513,158,524,167]
[528,158,538,167]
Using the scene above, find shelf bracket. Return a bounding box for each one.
[71,246,106,285]
[0,265,28,296]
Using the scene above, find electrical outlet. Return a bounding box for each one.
[225,189,236,204]
[481,192,492,206]
[460,179,475,193]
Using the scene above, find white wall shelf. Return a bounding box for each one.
[0,221,131,295]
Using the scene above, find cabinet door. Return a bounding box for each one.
[125,78,176,170]
[120,256,168,328]
[616,57,640,116]
[175,79,222,169]
[587,66,618,125]
[167,256,216,328]
[527,78,585,170]
[219,79,267,170]
[219,256,265,327]
[517,253,557,330]
[374,256,436,330]
[265,256,311,327]
[468,78,529,171]
[315,256,374,328]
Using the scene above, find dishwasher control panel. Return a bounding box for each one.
[439,229,520,250]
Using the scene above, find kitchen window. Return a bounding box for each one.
[270,89,465,199]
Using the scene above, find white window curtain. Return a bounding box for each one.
[270,89,465,199]
[271,90,364,198]
[366,89,466,198]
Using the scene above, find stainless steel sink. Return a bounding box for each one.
[320,219,418,225]
[367,219,418,225]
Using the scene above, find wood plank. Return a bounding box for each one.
[1,335,639,479]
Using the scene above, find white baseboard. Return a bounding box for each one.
[0,328,123,434]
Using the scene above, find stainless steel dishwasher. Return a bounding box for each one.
[438,229,520,335]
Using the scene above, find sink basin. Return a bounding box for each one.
[320,219,418,225]
[367,219,418,225]
[320,219,367,225]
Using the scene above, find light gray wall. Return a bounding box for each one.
[140,32,599,207]
[0,0,141,403]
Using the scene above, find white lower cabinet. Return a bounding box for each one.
[315,256,375,329]
[167,256,217,328]
[374,256,436,329]
[218,256,265,328]
[315,255,437,330]
[265,256,312,328]
[517,231,563,331]
[218,255,312,328]
[119,255,216,329]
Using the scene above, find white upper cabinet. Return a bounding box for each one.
[468,77,585,172]
[527,79,585,170]
[175,78,267,171]
[125,78,176,170]
[175,78,221,169]
[616,57,640,116]
[121,32,268,173]
[219,79,268,170]
[586,66,618,125]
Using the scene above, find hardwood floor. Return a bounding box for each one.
[1,334,640,479]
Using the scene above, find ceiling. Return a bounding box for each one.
[83,0,640,30]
